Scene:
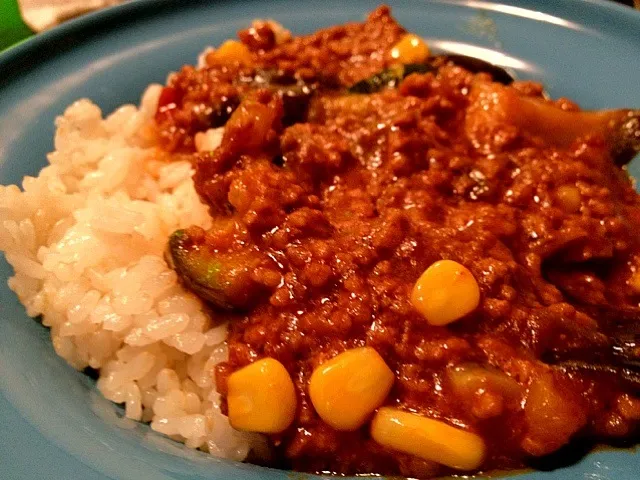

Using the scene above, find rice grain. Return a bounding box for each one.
[0,85,261,459]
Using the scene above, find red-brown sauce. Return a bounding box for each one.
[157,6,640,478]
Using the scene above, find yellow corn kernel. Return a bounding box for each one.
[628,270,640,294]
[411,260,480,326]
[389,33,430,64]
[212,40,253,66]
[555,185,581,213]
[227,358,296,433]
[309,347,394,431]
[371,407,486,471]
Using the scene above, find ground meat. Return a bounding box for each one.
[158,6,640,478]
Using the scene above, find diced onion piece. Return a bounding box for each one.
[448,364,522,400]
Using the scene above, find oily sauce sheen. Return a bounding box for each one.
[157,6,640,478]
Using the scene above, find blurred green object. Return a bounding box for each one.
[0,0,33,51]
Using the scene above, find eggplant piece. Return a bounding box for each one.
[510,99,639,165]
[347,63,436,94]
[468,81,640,164]
[236,69,317,125]
[611,109,640,165]
[278,84,315,125]
[548,338,640,392]
[438,54,515,85]
[512,102,640,165]
[209,95,241,128]
[346,54,518,94]
[166,228,268,310]
[546,323,640,392]
[555,361,640,392]
[546,333,640,367]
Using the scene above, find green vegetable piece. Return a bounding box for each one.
[347,55,520,95]
[347,64,435,94]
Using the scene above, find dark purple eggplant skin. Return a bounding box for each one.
[347,54,518,94]
[611,109,640,166]
[166,228,270,311]
[439,54,516,85]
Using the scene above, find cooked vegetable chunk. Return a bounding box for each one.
[411,260,480,326]
[167,227,273,310]
[309,347,394,431]
[348,64,436,93]
[467,81,640,164]
[228,358,297,433]
[371,408,486,470]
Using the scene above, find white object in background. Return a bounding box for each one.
[18,0,125,32]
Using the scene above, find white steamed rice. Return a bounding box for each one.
[0,84,264,459]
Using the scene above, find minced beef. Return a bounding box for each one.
[158,6,640,478]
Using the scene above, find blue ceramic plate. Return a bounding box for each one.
[1,1,639,479]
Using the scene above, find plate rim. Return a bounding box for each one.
[2,0,640,76]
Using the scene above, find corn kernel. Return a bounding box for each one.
[227,358,296,433]
[629,270,640,294]
[309,347,394,431]
[555,185,581,213]
[211,40,253,66]
[389,33,430,65]
[371,407,486,470]
[411,260,480,326]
